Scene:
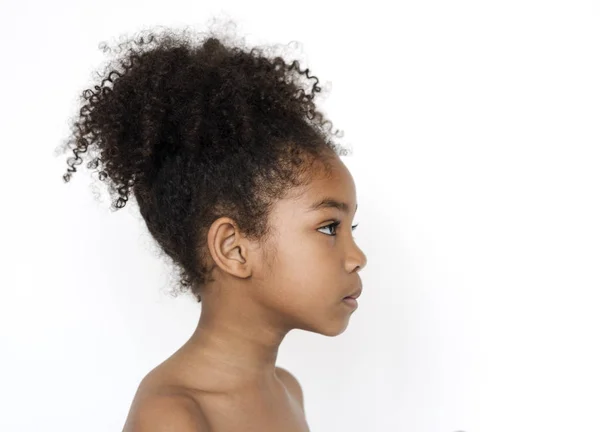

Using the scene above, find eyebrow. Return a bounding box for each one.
[307,197,358,215]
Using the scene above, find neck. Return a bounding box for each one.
[170,283,292,391]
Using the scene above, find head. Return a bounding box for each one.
[57,24,367,337]
[202,152,367,337]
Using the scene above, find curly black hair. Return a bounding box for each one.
[56,23,351,303]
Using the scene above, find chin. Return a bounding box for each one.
[291,303,354,336]
[300,320,350,337]
[326,325,350,337]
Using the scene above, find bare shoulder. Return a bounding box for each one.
[124,392,210,432]
[276,366,305,410]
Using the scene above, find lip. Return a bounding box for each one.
[343,297,359,308]
[343,286,362,300]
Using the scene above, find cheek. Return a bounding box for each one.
[274,240,337,299]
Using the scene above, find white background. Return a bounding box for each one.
[1,1,599,431]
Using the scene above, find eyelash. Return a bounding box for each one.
[318,221,359,237]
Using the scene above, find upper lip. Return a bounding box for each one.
[344,285,362,299]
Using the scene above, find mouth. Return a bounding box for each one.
[343,286,362,300]
[342,296,359,308]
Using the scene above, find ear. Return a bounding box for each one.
[206,217,253,279]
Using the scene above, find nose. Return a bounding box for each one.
[346,243,367,273]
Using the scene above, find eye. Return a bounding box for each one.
[317,221,359,237]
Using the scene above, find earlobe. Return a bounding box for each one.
[206,217,252,279]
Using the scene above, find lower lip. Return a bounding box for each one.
[343,297,358,308]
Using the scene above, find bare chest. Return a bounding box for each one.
[194,390,311,432]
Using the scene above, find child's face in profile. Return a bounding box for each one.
[254,155,367,337]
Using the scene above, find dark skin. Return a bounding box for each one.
[122,154,367,431]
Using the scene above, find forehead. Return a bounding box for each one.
[288,157,358,214]
[306,196,358,215]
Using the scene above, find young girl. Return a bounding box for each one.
[58,24,367,432]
